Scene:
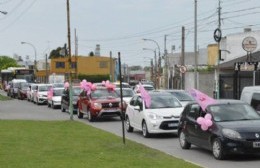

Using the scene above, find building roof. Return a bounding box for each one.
[219,51,260,70]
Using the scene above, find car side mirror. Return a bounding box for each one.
[134,105,141,111]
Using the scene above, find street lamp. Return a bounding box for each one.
[21,41,37,71]
[143,38,161,88]
[143,48,157,89]
[0,11,7,15]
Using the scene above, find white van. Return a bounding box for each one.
[240,86,260,113]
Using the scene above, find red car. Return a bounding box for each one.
[77,87,126,121]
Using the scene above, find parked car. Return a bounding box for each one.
[240,86,260,113]
[115,88,135,104]
[27,83,37,102]
[61,86,81,113]
[17,82,29,100]
[162,89,194,107]
[77,87,124,121]
[8,79,27,98]
[33,84,52,105]
[133,84,155,93]
[125,91,183,138]
[47,88,64,109]
[178,99,260,160]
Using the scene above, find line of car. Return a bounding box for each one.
[5,79,260,160]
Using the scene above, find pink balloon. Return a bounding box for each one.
[64,82,69,88]
[205,114,212,120]
[91,84,96,90]
[205,119,213,127]
[201,124,208,131]
[102,81,106,86]
[196,117,204,125]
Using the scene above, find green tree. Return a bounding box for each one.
[49,44,68,59]
[88,51,94,57]
[0,56,19,71]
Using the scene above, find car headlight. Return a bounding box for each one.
[222,128,242,139]
[148,113,163,120]
[93,102,102,109]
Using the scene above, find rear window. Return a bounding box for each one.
[170,91,194,101]
[251,93,260,111]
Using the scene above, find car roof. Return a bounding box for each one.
[187,99,246,107]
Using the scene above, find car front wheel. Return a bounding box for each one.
[61,104,65,112]
[77,107,83,119]
[125,116,133,132]
[212,138,225,160]
[142,121,150,138]
[87,109,94,122]
[179,130,191,149]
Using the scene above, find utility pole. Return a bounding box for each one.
[194,0,198,89]
[164,35,168,89]
[74,28,78,78]
[216,0,222,99]
[181,26,185,90]
[110,51,113,81]
[66,0,73,120]
[45,54,48,83]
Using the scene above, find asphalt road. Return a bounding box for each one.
[1,90,260,168]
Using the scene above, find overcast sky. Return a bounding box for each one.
[1,0,260,66]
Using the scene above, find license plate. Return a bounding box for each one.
[102,108,119,112]
[168,123,178,127]
[253,142,260,148]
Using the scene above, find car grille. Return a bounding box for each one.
[159,120,179,130]
[102,102,119,108]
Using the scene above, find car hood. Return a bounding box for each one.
[146,107,184,118]
[218,120,260,132]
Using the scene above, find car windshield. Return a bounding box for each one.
[91,89,119,99]
[13,82,20,88]
[148,94,182,109]
[53,83,64,88]
[21,82,28,89]
[72,87,81,96]
[170,91,194,101]
[53,89,63,96]
[115,89,134,97]
[39,85,49,92]
[209,103,260,122]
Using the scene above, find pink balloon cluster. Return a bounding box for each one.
[196,113,213,131]
[80,79,96,95]
[102,80,115,91]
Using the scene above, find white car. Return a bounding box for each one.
[47,88,64,109]
[27,83,37,102]
[125,91,184,138]
[115,88,135,104]
[33,84,52,105]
